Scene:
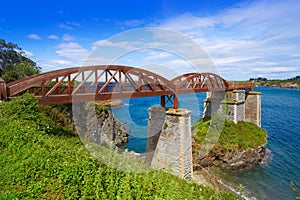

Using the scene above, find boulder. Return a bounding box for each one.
[194,144,267,173]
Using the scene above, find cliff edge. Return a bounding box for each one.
[192,116,267,173]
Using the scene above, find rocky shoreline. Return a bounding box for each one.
[258,83,300,89]
[193,144,267,173]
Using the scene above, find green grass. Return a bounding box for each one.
[0,94,238,199]
[192,116,267,151]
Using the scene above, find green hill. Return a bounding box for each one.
[0,94,237,199]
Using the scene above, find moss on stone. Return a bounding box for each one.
[192,117,267,152]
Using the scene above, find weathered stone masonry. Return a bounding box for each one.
[146,107,193,181]
[203,90,261,127]
[145,89,261,181]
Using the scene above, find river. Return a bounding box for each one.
[111,87,300,199]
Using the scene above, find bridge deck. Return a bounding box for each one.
[0,65,254,108]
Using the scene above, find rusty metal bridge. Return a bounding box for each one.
[0,65,254,108]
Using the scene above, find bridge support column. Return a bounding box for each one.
[245,91,261,127]
[146,106,193,180]
[203,90,261,127]
[203,91,226,117]
[160,94,179,109]
[0,78,7,101]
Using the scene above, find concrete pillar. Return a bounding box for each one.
[203,91,226,117]
[145,106,166,165]
[203,90,261,126]
[146,107,193,181]
[223,90,246,123]
[245,92,261,127]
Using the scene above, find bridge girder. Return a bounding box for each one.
[1,65,254,108]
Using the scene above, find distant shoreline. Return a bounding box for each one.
[256,84,300,90]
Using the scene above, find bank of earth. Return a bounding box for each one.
[192,116,267,173]
[0,94,238,199]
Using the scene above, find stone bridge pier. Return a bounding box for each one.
[145,89,261,181]
[203,90,261,127]
[146,106,193,181]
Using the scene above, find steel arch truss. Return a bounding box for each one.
[171,72,229,93]
[2,65,254,108]
[6,65,176,105]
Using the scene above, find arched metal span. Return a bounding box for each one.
[0,65,254,108]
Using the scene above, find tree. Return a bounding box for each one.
[0,38,40,82]
[1,62,40,83]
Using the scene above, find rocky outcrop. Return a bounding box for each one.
[73,103,128,147]
[96,109,129,147]
[193,144,266,173]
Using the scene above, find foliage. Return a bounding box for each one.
[192,116,267,151]
[0,94,238,199]
[95,104,109,115]
[249,76,300,86]
[0,38,40,82]
[249,77,267,82]
[1,62,41,83]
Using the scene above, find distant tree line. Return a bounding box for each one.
[249,77,268,82]
[0,39,40,83]
[249,76,300,82]
[287,76,300,82]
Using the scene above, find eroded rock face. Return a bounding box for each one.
[73,103,128,147]
[96,109,129,147]
[193,144,267,173]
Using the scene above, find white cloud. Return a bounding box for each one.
[50,59,72,65]
[92,40,140,51]
[48,35,59,40]
[58,21,80,30]
[58,23,73,30]
[66,21,80,27]
[27,34,41,40]
[250,67,299,73]
[23,50,34,57]
[56,42,89,62]
[123,19,145,27]
[156,0,300,79]
[62,34,76,41]
[159,13,216,32]
[144,51,172,61]
[16,49,34,57]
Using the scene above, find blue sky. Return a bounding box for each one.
[1,0,300,80]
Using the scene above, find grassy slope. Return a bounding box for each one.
[0,94,238,199]
[192,117,267,151]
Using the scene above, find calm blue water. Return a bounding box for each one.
[111,87,300,199]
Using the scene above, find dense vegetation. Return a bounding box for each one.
[0,94,238,199]
[192,116,267,151]
[249,76,300,86]
[0,39,40,82]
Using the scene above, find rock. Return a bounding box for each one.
[194,145,267,173]
[96,109,129,147]
[73,103,129,147]
[199,156,215,168]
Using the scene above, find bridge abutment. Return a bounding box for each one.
[203,90,261,127]
[146,106,193,180]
